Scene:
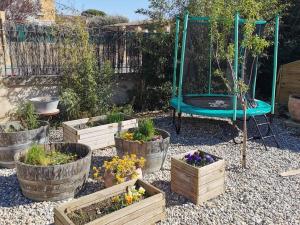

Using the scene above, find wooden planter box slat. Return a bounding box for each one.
[63,115,137,150]
[54,179,165,225]
[171,150,225,204]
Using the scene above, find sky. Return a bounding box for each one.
[57,0,150,21]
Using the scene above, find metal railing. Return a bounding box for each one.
[0,22,144,77]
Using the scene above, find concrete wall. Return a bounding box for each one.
[0,76,59,121]
[0,74,138,121]
[38,0,56,23]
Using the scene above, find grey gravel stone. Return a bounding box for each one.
[0,114,299,225]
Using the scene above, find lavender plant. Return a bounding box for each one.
[183,151,216,167]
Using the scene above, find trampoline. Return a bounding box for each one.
[171,12,280,134]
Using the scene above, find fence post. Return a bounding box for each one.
[0,11,10,77]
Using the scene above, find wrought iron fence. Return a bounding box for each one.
[0,22,143,77]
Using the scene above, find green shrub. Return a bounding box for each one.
[106,112,125,124]
[59,20,115,119]
[46,151,77,166]
[24,145,77,166]
[16,102,39,130]
[131,31,173,111]
[96,60,114,114]
[133,118,155,141]
[60,88,80,120]
[25,145,49,166]
[138,118,155,137]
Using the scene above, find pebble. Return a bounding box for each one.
[0,115,299,225]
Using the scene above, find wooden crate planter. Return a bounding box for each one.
[63,115,137,150]
[171,151,225,204]
[54,179,166,225]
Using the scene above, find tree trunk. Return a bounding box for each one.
[241,100,247,168]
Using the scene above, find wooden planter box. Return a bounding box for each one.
[171,151,225,204]
[54,179,166,225]
[63,115,137,150]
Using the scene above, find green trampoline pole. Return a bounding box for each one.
[233,12,239,121]
[177,11,189,112]
[271,15,279,114]
[208,23,212,95]
[172,17,180,98]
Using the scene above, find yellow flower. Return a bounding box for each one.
[125,194,133,205]
[93,172,98,178]
[138,187,145,195]
[102,154,145,185]
[112,196,120,203]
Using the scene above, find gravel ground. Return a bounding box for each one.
[0,114,299,225]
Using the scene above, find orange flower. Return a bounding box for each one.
[125,195,133,205]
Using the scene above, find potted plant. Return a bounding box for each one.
[115,119,170,173]
[93,154,145,188]
[0,102,49,168]
[288,94,300,122]
[63,112,138,150]
[15,143,92,201]
[29,96,59,114]
[54,179,166,225]
[171,150,225,204]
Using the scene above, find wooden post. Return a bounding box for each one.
[0,11,10,77]
[0,11,6,76]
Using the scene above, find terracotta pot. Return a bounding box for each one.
[103,168,143,188]
[288,95,300,122]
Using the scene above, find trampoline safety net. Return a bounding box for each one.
[181,19,266,110]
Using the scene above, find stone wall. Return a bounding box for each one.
[0,74,138,121]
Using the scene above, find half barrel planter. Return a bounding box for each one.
[288,94,300,122]
[54,179,166,225]
[63,115,138,150]
[0,121,49,169]
[115,129,170,173]
[171,150,225,204]
[15,143,92,201]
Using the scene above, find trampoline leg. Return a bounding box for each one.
[172,108,176,125]
[174,112,182,134]
[269,113,274,124]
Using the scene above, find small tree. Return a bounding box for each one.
[82,9,106,17]
[87,15,129,28]
[139,0,288,167]
[59,19,114,119]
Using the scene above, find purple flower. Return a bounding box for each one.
[186,154,193,163]
[184,153,191,159]
[194,155,202,162]
[205,154,215,164]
